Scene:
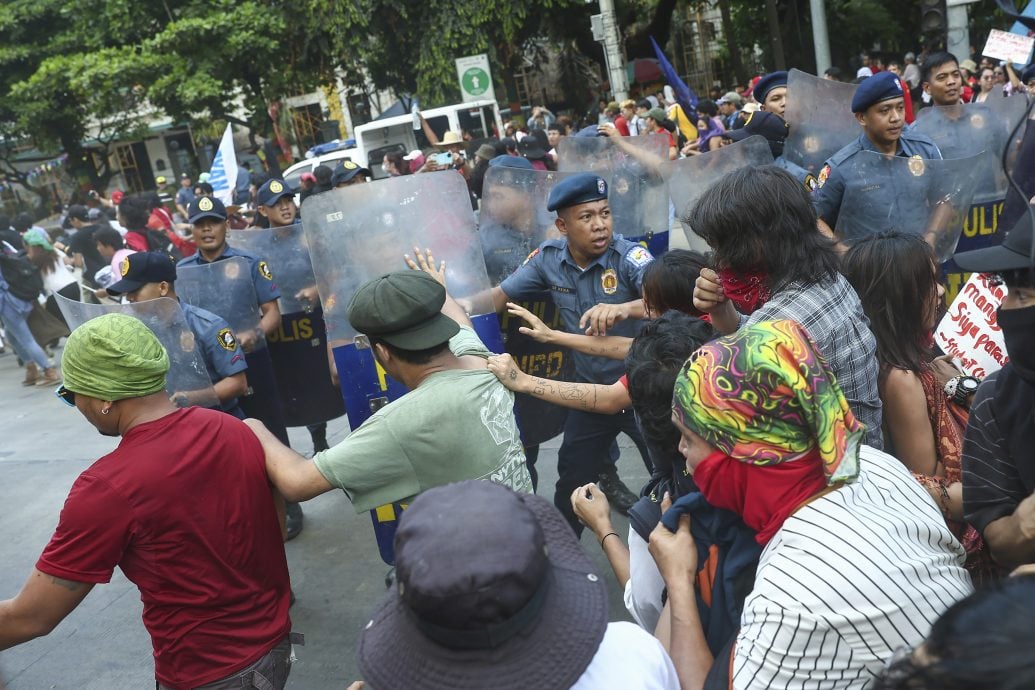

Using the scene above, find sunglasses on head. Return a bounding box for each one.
[55,385,75,407]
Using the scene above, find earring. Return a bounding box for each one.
[102,407,111,415]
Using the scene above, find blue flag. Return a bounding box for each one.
[651,36,699,114]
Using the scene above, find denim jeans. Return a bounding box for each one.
[156,634,299,690]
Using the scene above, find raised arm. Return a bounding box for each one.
[486,353,631,414]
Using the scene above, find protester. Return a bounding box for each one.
[652,320,972,689]
[23,228,80,325]
[354,480,680,690]
[842,232,998,581]
[381,151,409,177]
[247,267,532,517]
[873,575,1035,689]
[955,213,1035,569]
[643,108,678,159]
[64,205,107,290]
[0,250,59,386]
[691,165,884,447]
[0,314,295,689]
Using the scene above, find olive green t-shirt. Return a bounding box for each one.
[313,327,533,511]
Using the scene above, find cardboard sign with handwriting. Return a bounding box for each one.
[935,273,1009,378]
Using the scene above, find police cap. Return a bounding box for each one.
[753,71,788,103]
[332,160,371,186]
[953,213,1034,273]
[188,195,227,223]
[256,178,294,207]
[546,173,608,212]
[346,271,460,350]
[106,251,177,296]
[723,110,788,144]
[488,155,533,170]
[851,71,905,113]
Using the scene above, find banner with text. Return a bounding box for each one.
[935,273,1009,378]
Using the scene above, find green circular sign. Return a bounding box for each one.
[461,67,490,96]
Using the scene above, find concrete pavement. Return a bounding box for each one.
[0,342,651,688]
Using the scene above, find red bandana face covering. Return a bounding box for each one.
[690,448,829,545]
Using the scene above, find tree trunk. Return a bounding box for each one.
[765,0,786,70]
[717,0,748,86]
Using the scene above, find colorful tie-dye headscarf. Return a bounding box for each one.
[672,320,862,484]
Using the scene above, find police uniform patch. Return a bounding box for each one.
[817,165,831,188]
[625,246,652,268]
[522,247,541,266]
[908,155,925,177]
[259,261,273,280]
[198,197,214,212]
[804,174,818,191]
[601,268,618,295]
[217,327,238,351]
[269,180,284,194]
[119,257,131,277]
[343,161,358,170]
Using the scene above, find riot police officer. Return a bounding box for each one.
[721,110,818,191]
[106,251,248,417]
[490,173,654,530]
[753,71,788,116]
[178,196,305,538]
[814,71,943,241]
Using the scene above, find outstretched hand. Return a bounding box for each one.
[404,247,447,287]
[579,302,629,336]
[506,302,555,343]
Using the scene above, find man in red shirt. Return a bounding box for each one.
[0,313,295,690]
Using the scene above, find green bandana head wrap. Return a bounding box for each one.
[61,313,170,401]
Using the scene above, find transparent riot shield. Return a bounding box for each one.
[910,92,1027,202]
[556,133,671,255]
[228,225,345,427]
[665,136,775,244]
[54,294,219,409]
[479,165,576,446]
[783,69,860,175]
[176,257,266,351]
[832,151,983,261]
[229,224,318,315]
[301,172,505,565]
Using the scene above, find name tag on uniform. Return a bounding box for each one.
[549,285,573,294]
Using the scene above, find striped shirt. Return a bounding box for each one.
[732,446,972,689]
[741,275,884,449]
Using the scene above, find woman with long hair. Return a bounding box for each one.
[842,231,997,580]
[23,228,80,318]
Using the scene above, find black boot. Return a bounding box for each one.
[597,468,638,515]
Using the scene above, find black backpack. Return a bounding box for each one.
[0,253,43,302]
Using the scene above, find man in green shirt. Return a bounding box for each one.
[246,269,532,513]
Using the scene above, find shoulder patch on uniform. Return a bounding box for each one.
[258,260,273,280]
[522,247,541,266]
[817,165,830,188]
[217,327,238,351]
[804,174,818,191]
[625,245,653,268]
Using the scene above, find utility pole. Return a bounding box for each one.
[592,0,629,101]
[810,0,831,75]
[946,0,978,65]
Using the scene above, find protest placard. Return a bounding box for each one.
[934,273,1009,378]
[982,28,1035,64]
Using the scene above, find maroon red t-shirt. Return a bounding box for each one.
[37,407,291,688]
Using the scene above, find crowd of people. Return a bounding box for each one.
[2,42,1035,690]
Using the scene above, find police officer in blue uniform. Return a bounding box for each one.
[331,161,371,188]
[753,70,789,117]
[491,173,654,531]
[722,110,818,191]
[178,196,305,538]
[813,71,944,241]
[479,155,552,284]
[106,251,249,417]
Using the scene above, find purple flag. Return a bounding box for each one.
[650,36,699,113]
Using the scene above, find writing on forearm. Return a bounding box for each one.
[530,377,598,411]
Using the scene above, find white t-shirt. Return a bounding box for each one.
[571,622,680,689]
[731,445,972,689]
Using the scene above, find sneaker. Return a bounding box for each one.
[35,368,62,387]
[598,469,639,515]
[285,501,304,540]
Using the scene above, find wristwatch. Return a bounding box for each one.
[944,375,980,406]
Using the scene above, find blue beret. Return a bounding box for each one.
[753,71,788,102]
[547,173,608,212]
[851,71,906,113]
[488,155,533,170]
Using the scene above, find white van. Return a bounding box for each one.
[282,99,503,189]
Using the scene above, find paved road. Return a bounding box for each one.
[0,342,650,688]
